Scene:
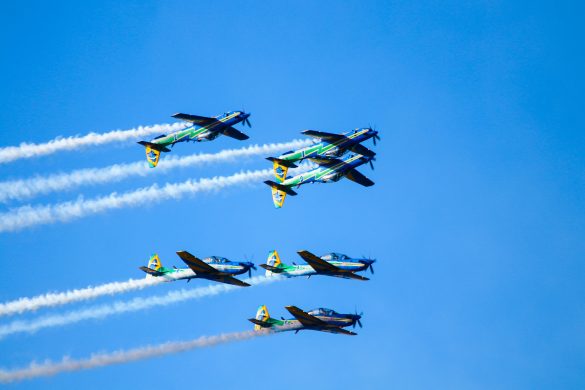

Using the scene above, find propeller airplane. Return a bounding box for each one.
[249,305,364,336]
[139,252,255,287]
[264,153,375,208]
[267,127,379,181]
[260,250,375,281]
[138,110,251,167]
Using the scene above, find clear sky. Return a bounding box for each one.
[0,1,584,388]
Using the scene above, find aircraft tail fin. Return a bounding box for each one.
[142,254,162,278]
[145,146,161,168]
[263,250,285,276]
[263,181,297,208]
[266,157,297,183]
[252,305,271,331]
[137,141,170,168]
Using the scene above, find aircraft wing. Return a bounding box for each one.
[340,272,370,281]
[176,251,250,287]
[221,125,249,140]
[307,156,343,167]
[285,306,327,327]
[346,143,376,158]
[345,168,375,187]
[176,251,218,274]
[323,327,357,336]
[172,113,217,126]
[302,130,345,143]
[297,250,340,273]
[204,274,250,287]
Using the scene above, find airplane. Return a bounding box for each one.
[138,110,251,168]
[260,250,375,281]
[249,305,363,336]
[267,127,379,181]
[264,153,375,208]
[139,252,255,287]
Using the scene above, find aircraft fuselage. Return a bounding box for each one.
[283,153,372,188]
[149,111,248,147]
[277,128,377,162]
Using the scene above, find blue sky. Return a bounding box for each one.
[0,1,584,388]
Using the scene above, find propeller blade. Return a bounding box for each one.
[353,322,356,329]
[357,319,363,328]
[369,264,375,274]
[373,136,376,146]
[245,118,251,127]
[369,160,375,170]
[248,268,252,278]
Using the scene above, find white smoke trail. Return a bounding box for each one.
[0,330,270,383]
[0,169,272,233]
[0,139,312,203]
[0,122,185,164]
[0,276,281,340]
[0,277,165,317]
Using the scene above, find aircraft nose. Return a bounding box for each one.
[351,313,363,328]
[362,259,375,275]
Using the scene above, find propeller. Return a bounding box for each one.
[362,256,375,274]
[368,125,381,146]
[247,263,257,278]
[352,308,364,328]
[369,156,376,170]
[243,255,256,278]
[241,110,252,127]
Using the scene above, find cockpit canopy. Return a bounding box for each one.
[205,256,230,264]
[321,252,350,261]
[308,308,338,316]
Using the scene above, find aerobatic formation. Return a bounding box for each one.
[1,109,380,382]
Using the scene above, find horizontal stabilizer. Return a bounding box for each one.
[137,141,171,153]
[265,157,298,168]
[248,318,272,328]
[259,264,284,273]
[263,181,297,196]
[139,266,164,276]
